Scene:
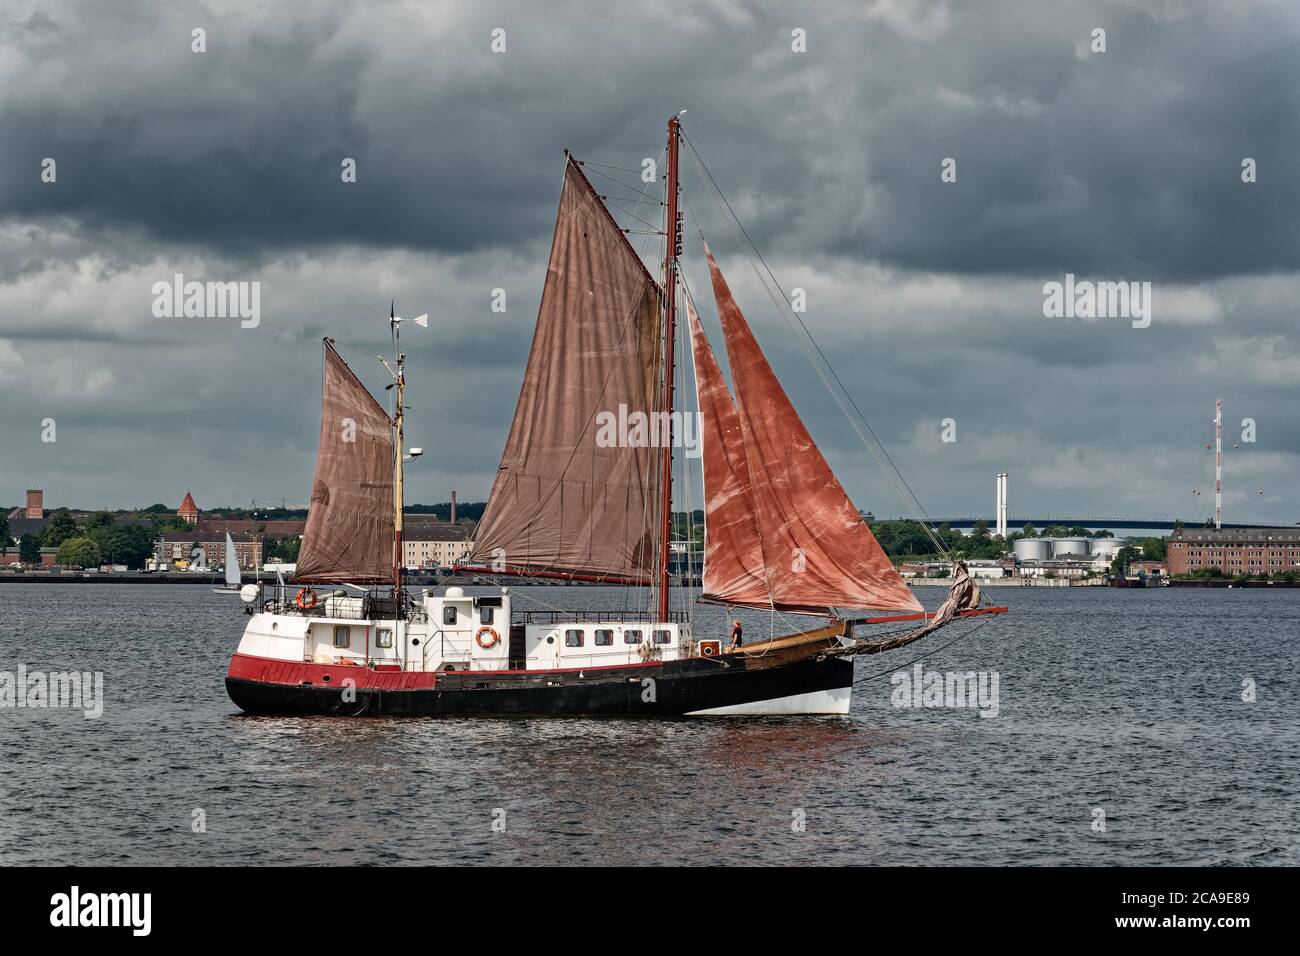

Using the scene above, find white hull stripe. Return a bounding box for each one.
[685,686,851,716]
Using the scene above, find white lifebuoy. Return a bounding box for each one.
[475,626,500,649]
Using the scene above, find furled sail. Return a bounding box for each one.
[293,340,395,584]
[686,300,769,606]
[469,158,665,579]
[705,245,922,614]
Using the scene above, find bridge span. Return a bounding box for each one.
[876,516,1295,532]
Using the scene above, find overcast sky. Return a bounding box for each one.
[2,0,1299,526]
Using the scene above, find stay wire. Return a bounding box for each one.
[680,132,953,562]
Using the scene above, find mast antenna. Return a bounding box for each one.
[1215,398,1222,530]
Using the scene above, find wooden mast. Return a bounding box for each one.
[393,353,405,596]
[658,115,682,621]
[390,302,406,599]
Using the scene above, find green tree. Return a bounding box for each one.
[40,510,79,548]
[0,510,10,545]
[1021,523,1038,538]
[85,510,116,531]
[57,536,102,568]
[1139,536,1167,561]
[89,524,156,568]
[1110,546,1140,576]
[19,533,39,564]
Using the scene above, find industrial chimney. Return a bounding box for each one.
[994,473,1008,539]
[450,490,457,524]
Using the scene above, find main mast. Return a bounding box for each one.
[393,352,405,595]
[658,115,682,621]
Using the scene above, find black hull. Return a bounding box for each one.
[226,654,853,717]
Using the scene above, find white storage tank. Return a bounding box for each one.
[1053,537,1092,556]
[1090,537,1129,559]
[1013,538,1052,562]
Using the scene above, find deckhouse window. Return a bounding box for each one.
[653,629,672,645]
[376,628,394,649]
[565,629,584,648]
[594,629,614,646]
[623,630,643,645]
[480,606,495,625]
[443,606,457,626]
[333,626,351,648]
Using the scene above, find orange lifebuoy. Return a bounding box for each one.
[295,587,318,610]
[475,626,500,649]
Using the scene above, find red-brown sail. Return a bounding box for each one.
[686,300,770,606]
[469,158,664,579]
[705,245,922,614]
[293,340,395,584]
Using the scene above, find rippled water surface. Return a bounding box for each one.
[0,582,1295,865]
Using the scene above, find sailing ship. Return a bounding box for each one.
[225,117,1005,716]
[212,532,243,594]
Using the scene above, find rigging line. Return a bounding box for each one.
[578,160,645,174]
[597,191,666,207]
[580,163,653,196]
[681,134,954,561]
[686,147,953,564]
[849,614,997,687]
[602,198,666,233]
[683,139,941,542]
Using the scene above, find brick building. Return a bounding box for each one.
[155,532,262,570]
[1166,527,1300,576]
[403,520,475,570]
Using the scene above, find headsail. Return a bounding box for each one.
[469,158,665,580]
[704,245,922,614]
[224,532,239,587]
[686,300,769,607]
[293,340,395,584]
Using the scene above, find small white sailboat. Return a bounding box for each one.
[212,532,243,594]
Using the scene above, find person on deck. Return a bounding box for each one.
[729,619,743,651]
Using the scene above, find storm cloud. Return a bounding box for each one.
[2,0,1298,525]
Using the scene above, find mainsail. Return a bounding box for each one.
[703,245,922,614]
[293,340,395,584]
[469,158,665,579]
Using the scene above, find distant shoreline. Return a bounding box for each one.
[4,573,1297,590]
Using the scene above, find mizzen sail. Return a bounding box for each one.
[469,158,665,579]
[705,245,922,614]
[686,300,769,607]
[293,340,394,584]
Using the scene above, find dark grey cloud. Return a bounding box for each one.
[1,0,1298,525]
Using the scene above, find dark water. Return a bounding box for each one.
[0,582,1295,865]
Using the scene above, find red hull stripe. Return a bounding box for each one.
[227,653,440,690]
[226,652,666,688]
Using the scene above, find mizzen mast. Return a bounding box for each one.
[658,114,683,621]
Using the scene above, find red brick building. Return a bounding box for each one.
[178,491,199,525]
[1166,527,1300,576]
[155,532,262,570]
